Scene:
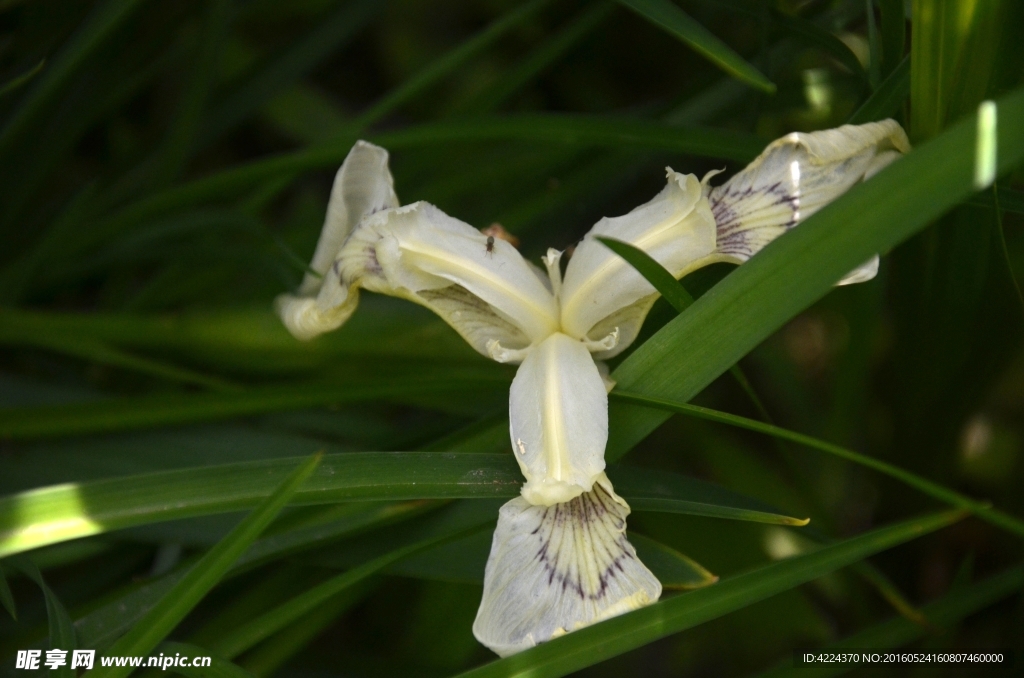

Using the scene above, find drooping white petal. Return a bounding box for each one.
[275,267,360,341]
[300,141,399,295]
[509,332,608,506]
[334,201,559,359]
[276,141,398,340]
[473,475,661,657]
[710,119,909,284]
[559,170,716,355]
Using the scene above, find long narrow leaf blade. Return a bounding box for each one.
[0,0,146,156]
[0,561,15,619]
[155,642,254,678]
[773,12,867,80]
[0,368,509,440]
[7,556,76,677]
[596,237,693,312]
[848,55,909,124]
[629,533,717,590]
[607,86,1024,466]
[74,502,424,649]
[354,0,554,127]
[211,502,498,658]
[92,454,322,678]
[70,116,763,263]
[454,510,965,677]
[617,0,775,92]
[610,389,1024,538]
[0,454,805,558]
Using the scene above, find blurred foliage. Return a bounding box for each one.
[0,0,1023,676]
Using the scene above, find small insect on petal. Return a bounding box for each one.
[481,222,521,248]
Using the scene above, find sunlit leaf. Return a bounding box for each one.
[0,454,807,558]
[606,86,1024,468]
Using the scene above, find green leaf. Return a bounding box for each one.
[6,555,77,677]
[612,465,809,525]
[0,561,15,619]
[209,500,498,658]
[454,510,965,678]
[616,0,775,93]
[772,12,867,81]
[909,0,1009,140]
[75,502,420,649]
[865,0,881,88]
[753,565,1024,678]
[91,454,322,678]
[0,454,806,558]
[878,0,906,78]
[629,533,717,590]
[381,115,766,161]
[70,115,762,266]
[595,236,777,423]
[353,0,554,127]
[0,303,479,373]
[847,54,909,124]
[0,58,45,98]
[597,237,693,312]
[0,365,510,440]
[200,0,378,145]
[0,0,146,158]
[605,85,1024,467]
[155,642,255,678]
[8,334,241,392]
[968,183,1024,214]
[148,0,229,188]
[610,389,1024,538]
[457,2,614,115]
[233,583,371,677]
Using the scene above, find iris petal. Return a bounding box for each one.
[276,141,397,340]
[509,332,608,506]
[473,475,661,657]
[709,119,909,284]
[560,170,716,353]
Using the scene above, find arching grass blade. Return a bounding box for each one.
[0,453,805,558]
[617,0,775,93]
[610,389,1024,539]
[90,454,322,678]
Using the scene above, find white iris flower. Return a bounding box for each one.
[276,119,909,657]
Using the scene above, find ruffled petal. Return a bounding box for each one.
[473,475,661,657]
[710,119,909,284]
[300,141,398,295]
[559,170,716,354]
[276,141,398,340]
[509,332,608,505]
[334,201,559,358]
